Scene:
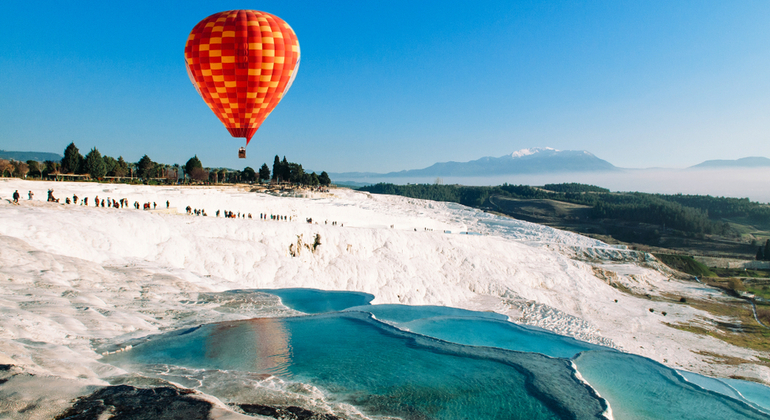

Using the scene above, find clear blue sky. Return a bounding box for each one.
[2,0,769,173]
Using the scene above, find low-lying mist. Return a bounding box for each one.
[340,168,770,204]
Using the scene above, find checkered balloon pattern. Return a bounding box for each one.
[184,10,300,145]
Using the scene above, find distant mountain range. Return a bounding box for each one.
[0,150,63,162]
[330,148,770,181]
[331,148,618,179]
[689,157,770,169]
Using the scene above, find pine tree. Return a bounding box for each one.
[61,143,83,174]
[137,155,155,179]
[102,155,117,176]
[319,171,331,186]
[765,239,770,261]
[184,155,202,177]
[288,162,304,183]
[259,163,270,182]
[84,148,106,179]
[115,157,129,177]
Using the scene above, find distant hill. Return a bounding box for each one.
[0,150,63,162]
[331,148,617,180]
[690,157,770,169]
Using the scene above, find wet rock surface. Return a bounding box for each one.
[54,385,212,420]
[236,403,342,420]
[52,383,347,420]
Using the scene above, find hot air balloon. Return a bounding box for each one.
[184,10,300,158]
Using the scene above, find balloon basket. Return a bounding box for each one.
[238,147,246,159]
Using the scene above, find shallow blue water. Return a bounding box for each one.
[724,378,770,414]
[105,288,770,420]
[349,304,601,358]
[346,304,507,323]
[259,288,374,314]
[573,350,769,419]
[107,312,604,419]
[677,371,770,415]
[676,370,744,400]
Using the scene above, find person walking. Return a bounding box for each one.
[12,190,20,203]
[28,191,33,200]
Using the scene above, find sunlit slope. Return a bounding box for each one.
[1,179,767,386]
[0,181,611,313]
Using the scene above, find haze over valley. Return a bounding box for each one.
[329,147,770,203]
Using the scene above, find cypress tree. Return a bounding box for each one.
[765,239,770,261]
[272,155,280,181]
[281,156,289,181]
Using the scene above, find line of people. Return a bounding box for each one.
[181,209,300,222]
[220,210,248,218]
[186,206,208,216]
[11,189,350,228]
[263,213,289,221]
[18,189,174,212]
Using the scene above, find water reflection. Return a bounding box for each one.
[206,318,293,376]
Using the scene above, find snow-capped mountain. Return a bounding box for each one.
[374,147,618,177]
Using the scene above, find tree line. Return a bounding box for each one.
[360,182,770,237]
[268,155,331,185]
[0,143,331,187]
[542,183,610,193]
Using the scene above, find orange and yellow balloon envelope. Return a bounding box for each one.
[184,10,300,156]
